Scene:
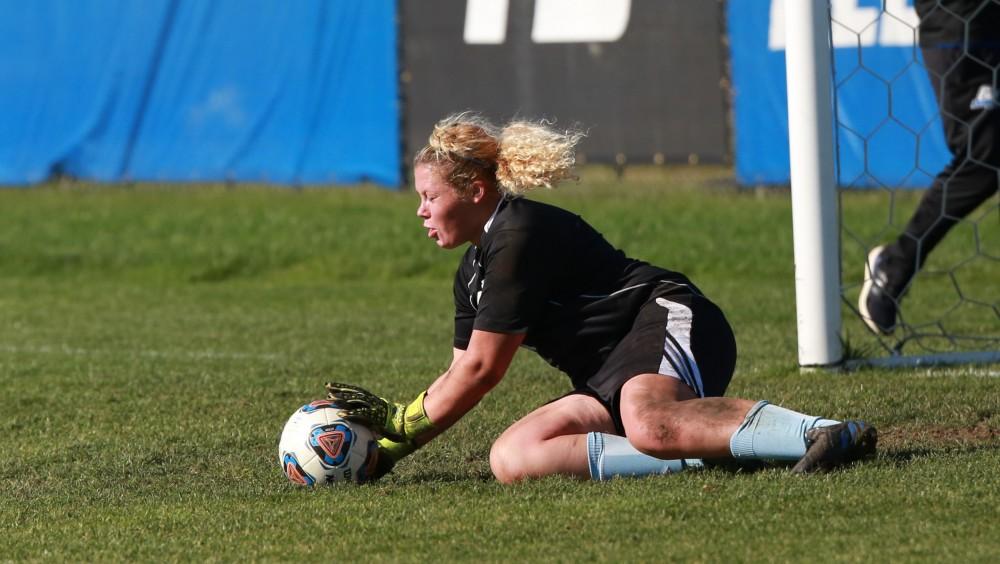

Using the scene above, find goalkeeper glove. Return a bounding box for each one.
[363,436,420,482]
[324,381,435,444]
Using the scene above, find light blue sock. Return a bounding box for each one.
[587,432,703,481]
[729,401,840,460]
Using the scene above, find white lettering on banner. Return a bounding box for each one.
[768,0,919,51]
[532,0,630,43]
[877,0,920,46]
[463,0,631,45]
[464,0,510,45]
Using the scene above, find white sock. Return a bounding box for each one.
[587,432,703,481]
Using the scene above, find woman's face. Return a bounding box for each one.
[414,164,483,249]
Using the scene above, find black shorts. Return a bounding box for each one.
[563,284,738,435]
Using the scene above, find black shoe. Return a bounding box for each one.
[859,246,899,334]
[791,421,878,474]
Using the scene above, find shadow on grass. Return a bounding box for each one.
[383,442,1000,484]
[389,469,497,485]
[879,442,999,468]
[395,461,785,483]
[703,458,775,474]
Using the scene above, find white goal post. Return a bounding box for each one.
[785,0,842,367]
[784,0,1000,369]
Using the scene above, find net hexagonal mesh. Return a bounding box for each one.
[831,0,998,360]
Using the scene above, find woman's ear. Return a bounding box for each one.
[470,179,489,203]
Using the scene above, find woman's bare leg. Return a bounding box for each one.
[619,374,755,459]
[489,393,615,483]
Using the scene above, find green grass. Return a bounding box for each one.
[1,167,997,562]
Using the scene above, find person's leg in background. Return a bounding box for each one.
[861,40,1000,334]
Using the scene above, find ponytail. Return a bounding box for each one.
[414,112,584,197]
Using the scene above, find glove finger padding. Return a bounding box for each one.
[323,382,434,445]
[328,402,382,427]
[324,382,402,440]
[324,400,393,437]
[325,382,377,403]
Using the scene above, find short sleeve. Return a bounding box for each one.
[453,256,477,350]
[473,229,557,334]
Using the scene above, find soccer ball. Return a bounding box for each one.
[278,400,379,485]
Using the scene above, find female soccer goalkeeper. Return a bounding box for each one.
[325,113,877,483]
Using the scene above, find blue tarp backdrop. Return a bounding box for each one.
[728,0,949,188]
[0,0,400,186]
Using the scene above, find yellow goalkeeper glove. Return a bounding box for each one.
[323,382,435,444]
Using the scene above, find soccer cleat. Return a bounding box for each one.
[791,421,878,474]
[859,246,899,335]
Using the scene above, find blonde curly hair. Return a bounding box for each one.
[414,112,584,198]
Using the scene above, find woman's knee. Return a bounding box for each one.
[619,375,697,456]
[620,397,699,457]
[489,431,534,484]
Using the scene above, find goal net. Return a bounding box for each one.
[785,0,999,368]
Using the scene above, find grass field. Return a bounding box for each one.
[1,167,997,562]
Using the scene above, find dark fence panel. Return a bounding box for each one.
[402,0,729,167]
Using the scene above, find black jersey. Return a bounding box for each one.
[453,197,698,385]
[915,0,1000,47]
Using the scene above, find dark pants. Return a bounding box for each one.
[881,41,1000,293]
